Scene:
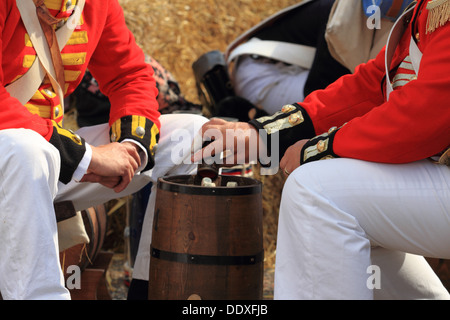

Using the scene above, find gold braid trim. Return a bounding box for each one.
[426,0,450,33]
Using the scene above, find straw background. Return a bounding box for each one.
[118,0,299,104]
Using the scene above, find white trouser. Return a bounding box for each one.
[233,56,309,115]
[275,158,450,300]
[0,113,208,300]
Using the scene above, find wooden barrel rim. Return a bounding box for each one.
[158,175,262,196]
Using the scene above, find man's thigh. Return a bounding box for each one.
[289,158,450,258]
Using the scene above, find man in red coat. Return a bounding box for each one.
[0,0,207,299]
[195,0,450,299]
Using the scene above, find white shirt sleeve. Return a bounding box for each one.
[72,142,92,182]
[122,139,148,174]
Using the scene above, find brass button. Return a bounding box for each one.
[328,126,337,134]
[317,140,326,153]
[73,134,81,144]
[288,114,301,125]
[411,75,418,81]
[136,126,145,136]
[111,133,117,142]
[415,32,420,42]
[281,104,296,113]
[54,107,60,117]
[69,129,81,144]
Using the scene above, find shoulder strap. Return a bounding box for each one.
[6,0,85,106]
[227,38,316,70]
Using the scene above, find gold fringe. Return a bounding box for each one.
[426,0,450,33]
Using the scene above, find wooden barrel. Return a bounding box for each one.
[148,175,264,300]
[60,204,108,274]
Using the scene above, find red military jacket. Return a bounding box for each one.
[0,0,160,183]
[251,0,450,166]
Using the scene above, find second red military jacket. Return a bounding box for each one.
[250,0,450,166]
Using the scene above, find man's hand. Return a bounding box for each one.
[280,139,308,176]
[80,141,141,193]
[191,118,262,167]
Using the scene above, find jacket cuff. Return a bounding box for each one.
[49,123,86,184]
[110,115,160,171]
[300,126,340,164]
[249,103,316,163]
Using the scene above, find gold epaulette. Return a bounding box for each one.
[426,0,450,33]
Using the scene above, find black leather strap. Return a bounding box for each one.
[151,246,264,266]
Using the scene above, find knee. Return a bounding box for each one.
[284,165,321,199]
[181,114,209,130]
[280,164,326,221]
[281,160,364,229]
[161,113,208,149]
[157,114,209,165]
[0,129,60,175]
[162,113,208,136]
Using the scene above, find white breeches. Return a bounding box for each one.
[0,113,208,300]
[275,158,450,300]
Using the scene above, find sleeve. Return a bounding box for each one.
[249,43,387,164]
[87,0,160,171]
[302,20,450,165]
[249,103,316,161]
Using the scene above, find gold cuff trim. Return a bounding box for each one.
[257,105,305,135]
[303,136,330,163]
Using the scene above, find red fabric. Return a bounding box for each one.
[300,0,450,164]
[0,0,160,141]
